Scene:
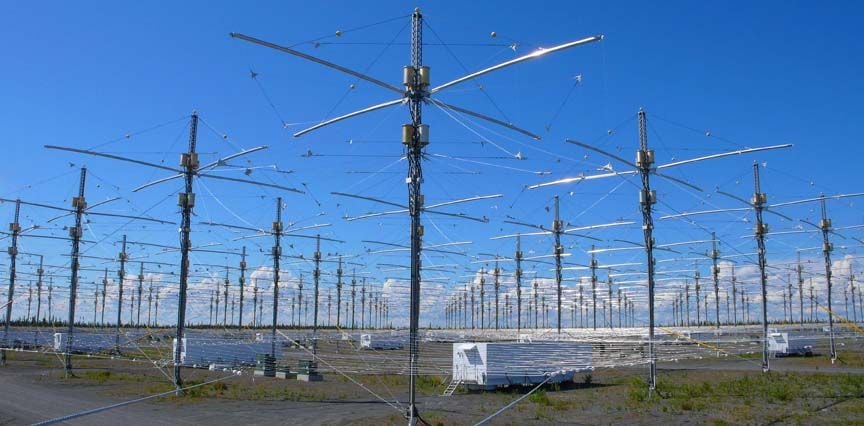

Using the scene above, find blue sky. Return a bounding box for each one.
[0,1,862,328]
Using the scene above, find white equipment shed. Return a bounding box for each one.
[452,341,592,389]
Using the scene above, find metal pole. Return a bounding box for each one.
[100,269,107,326]
[515,235,523,332]
[147,279,153,327]
[116,234,127,351]
[685,282,691,326]
[351,271,356,329]
[223,267,229,326]
[313,234,321,353]
[818,196,837,362]
[252,278,258,328]
[405,8,427,423]
[797,253,804,325]
[137,263,144,327]
[751,163,770,372]
[238,246,246,327]
[174,113,198,393]
[711,233,720,328]
[48,279,53,324]
[636,109,658,391]
[695,267,701,326]
[607,275,613,329]
[479,268,485,329]
[336,256,343,328]
[271,197,282,358]
[65,167,87,374]
[36,255,44,325]
[2,199,21,367]
[494,262,500,330]
[590,248,597,330]
[731,265,738,325]
[553,195,563,334]
[533,281,538,329]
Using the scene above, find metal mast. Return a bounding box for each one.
[223,267,230,326]
[590,248,598,330]
[479,268,485,329]
[115,234,127,350]
[406,8,426,423]
[100,269,107,326]
[136,263,144,327]
[751,163,770,372]
[2,199,21,366]
[533,281,539,328]
[553,196,564,334]
[515,235,523,332]
[174,113,198,393]
[607,274,613,329]
[695,267,701,326]
[817,196,837,362]
[636,109,658,391]
[35,255,44,325]
[494,262,500,330]
[147,279,153,327]
[351,270,356,329]
[731,265,738,325]
[252,278,258,327]
[238,247,247,327]
[65,167,87,374]
[336,256,343,327]
[313,234,321,352]
[710,233,720,328]
[361,279,366,329]
[797,254,804,325]
[271,197,283,358]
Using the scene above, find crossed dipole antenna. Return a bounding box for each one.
[488,195,634,333]
[662,167,864,370]
[232,9,602,422]
[0,168,172,372]
[202,197,344,357]
[45,113,301,393]
[528,109,791,392]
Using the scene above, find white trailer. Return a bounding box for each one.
[768,332,815,357]
[360,333,405,350]
[452,342,592,389]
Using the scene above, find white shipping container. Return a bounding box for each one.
[768,332,815,357]
[359,333,405,350]
[453,341,592,389]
